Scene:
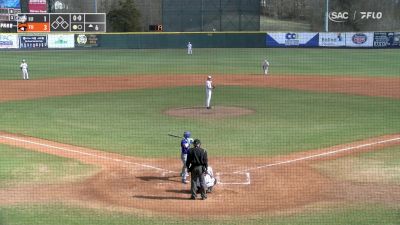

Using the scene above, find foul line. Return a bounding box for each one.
[233,137,400,174]
[0,135,178,174]
[1,134,399,186]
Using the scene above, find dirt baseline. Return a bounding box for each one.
[0,75,399,102]
[0,132,399,217]
[0,74,399,217]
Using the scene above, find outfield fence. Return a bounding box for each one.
[1,32,400,49]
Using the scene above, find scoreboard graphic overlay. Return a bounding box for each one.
[0,8,20,32]
[17,13,106,32]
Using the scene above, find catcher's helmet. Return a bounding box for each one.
[183,131,191,138]
[193,139,201,147]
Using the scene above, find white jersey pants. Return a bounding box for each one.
[181,153,188,180]
[22,69,29,80]
[205,90,212,107]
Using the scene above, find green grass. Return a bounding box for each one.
[260,16,312,31]
[0,144,99,187]
[314,146,400,184]
[0,204,398,225]
[0,87,398,157]
[1,48,400,79]
[265,205,400,225]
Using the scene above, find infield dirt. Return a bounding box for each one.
[0,74,399,217]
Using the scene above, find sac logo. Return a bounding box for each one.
[329,11,383,23]
[328,12,348,23]
[352,33,367,44]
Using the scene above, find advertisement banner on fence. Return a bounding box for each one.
[0,34,18,48]
[48,34,74,48]
[392,32,400,47]
[373,32,400,48]
[266,33,319,47]
[75,34,100,48]
[319,33,345,47]
[19,35,48,48]
[345,33,373,47]
[28,0,47,13]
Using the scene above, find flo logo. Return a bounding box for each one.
[359,12,382,20]
[328,12,349,23]
[329,11,383,23]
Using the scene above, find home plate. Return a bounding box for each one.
[215,172,251,185]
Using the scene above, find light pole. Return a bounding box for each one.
[325,0,329,32]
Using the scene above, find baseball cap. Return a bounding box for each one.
[193,139,201,146]
[207,75,212,79]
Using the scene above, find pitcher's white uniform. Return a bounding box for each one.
[20,60,29,80]
[205,76,214,109]
[187,42,192,55]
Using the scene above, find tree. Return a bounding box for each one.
[107,0,141,32]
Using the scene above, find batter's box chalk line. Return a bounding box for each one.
[215,172,251,185]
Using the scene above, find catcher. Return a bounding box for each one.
[196,166,217,193]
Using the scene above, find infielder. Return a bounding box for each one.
[20,59,29,80]
[187,42,192,55]
[180,131,193,184]
[262,58,270,75]
[205,75,215,109]
[196,166,217,193]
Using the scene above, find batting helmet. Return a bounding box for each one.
[183,131,191,138]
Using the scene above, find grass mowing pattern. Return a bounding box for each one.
[1,48,399,79]
[0,144,99,187]
[0,87,398,157]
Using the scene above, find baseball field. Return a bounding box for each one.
[0,48,399,224]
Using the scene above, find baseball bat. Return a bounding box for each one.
[168,133,182,139]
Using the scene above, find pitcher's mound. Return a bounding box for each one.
[164,106,255,119]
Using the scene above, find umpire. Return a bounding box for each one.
[186,139,208,200]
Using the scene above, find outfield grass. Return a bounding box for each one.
[0,87,398,157]
[0,144,99,187]
[1,48,399,79]
[314,146,400,184]
[1,204,399,225]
